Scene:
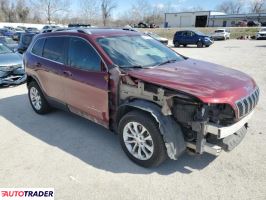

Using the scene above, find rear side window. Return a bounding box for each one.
[43,37,65,63]
[176,31,183,36]
[68,37,101,71]
[32,38,45,56]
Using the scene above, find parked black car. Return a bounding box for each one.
[138,22,149,28]
[68,24,91,28]
[247,20,261,27]
[173,30,213,48]
[17,33,37,54]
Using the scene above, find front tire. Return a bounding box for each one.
[28,81,51,114]
[118,111,167,168]
[197,41,203,48]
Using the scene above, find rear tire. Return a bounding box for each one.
[174,41,180,47]
[118,110,167,168]
[28,81,51,114]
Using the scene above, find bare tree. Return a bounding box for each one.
[0,0,14,22]
[216,0,245,14]
[132,0,151,22]
[101,0,116,26]
[16,0,30,22]
[249,0,266,13]
[80,0,100,24]
[31,0,69,24]
[217,1,231,13]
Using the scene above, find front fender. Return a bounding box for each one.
[118,100,186,160]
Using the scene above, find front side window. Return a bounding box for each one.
[32,38,45,56]
[97,35,184,68]
[43,37,65,63]
[68,37,101,71]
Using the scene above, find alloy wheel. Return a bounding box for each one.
[30,87,42,110]
[123,122,154,160]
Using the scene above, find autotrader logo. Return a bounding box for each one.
[0,188,54,199]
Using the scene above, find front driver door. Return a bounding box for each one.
[63,37,109,128]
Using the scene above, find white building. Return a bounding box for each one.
[209,13,266,27]
[164,11,225,28]
[164,11,266,27]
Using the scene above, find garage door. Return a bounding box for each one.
[180,16,192,27]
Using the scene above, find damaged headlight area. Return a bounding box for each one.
[172,99,235,125]
[172,100,235,140]
[0,65,27,86]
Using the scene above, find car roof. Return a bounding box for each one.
[38,28,141,38]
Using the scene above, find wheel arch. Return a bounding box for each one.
[116,99,186,160]
[26,74,40,88]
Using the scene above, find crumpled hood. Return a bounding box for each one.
[0,53,22,67]
[258,31,266,34]
[127,58,257,107]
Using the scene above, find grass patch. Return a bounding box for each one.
[138,27,260,40]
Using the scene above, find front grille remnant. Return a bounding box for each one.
[236,87,259,118]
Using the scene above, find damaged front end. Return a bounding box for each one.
[0,65,27,86]
[119,76,258,159]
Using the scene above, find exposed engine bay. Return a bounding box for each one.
[119,76,251,158]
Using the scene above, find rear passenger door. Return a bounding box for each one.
[184,31,194,44]
[63,37,109,127]
[182,31,190,44]
[32,36,67,101]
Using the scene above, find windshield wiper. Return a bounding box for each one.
[157,59,177,66]
[122,65,144,69]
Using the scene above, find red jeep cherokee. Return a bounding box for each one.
[24,28,259,167]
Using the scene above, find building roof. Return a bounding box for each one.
[209,13,266,19]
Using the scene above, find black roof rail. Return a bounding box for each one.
[76,29,86,33]
[50,27,91,34]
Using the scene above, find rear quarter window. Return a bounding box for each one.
[43,37,65,63]
[31,38,45,56]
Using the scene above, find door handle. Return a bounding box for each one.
[63,71,72,76]
[36,62,42,67]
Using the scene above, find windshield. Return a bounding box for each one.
[97,35,184,68]
[194,31,206,36]
[261,28,266,32]
[0,44,13,54]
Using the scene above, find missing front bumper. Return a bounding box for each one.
[187,112,252,156]
[0,74,27,85]
[206,111,253,139]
